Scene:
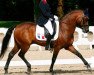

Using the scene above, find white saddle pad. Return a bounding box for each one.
[36,17,59,41]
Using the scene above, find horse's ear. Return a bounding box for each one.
[84,9,89,17]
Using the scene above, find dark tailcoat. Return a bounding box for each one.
[36,1,54,27]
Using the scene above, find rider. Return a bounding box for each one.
[37,0,56,50]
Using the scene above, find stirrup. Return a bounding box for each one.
[45,45,50,50]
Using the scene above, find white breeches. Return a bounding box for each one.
[44,20,53,35]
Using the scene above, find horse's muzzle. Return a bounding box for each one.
[82,27,89,33]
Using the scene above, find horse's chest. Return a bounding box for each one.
[63,34,74,44]
[63,33,73,40]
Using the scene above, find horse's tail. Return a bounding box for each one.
[0,25,16,59]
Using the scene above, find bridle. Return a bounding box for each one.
[81,15,89,33]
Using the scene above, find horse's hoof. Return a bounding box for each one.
[86,64,92,71]
[27,68,31,74]
[4,68,8,74]
[4,70,8,74]
[49,68,53,72]
[87,66,92,72]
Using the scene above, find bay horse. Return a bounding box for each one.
[0,10,90,73]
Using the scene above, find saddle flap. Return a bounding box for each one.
[36,20,59,41]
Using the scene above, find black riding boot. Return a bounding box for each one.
[45,33,52,50]
[44,20,56,50]
[51,20,56,38]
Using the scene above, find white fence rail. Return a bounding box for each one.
[73,26,94,50]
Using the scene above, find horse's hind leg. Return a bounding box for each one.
[18,45,31,73]
[4,44,20,74]
[66,45,91,70]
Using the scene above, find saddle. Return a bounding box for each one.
[36,16,59,41]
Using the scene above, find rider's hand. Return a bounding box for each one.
[52,18,55,23]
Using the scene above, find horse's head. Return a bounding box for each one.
[76,14,89,33]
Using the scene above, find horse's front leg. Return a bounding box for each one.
[66,45,91,70]
[50,48,60,72]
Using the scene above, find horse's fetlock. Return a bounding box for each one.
[27,67,31,73]
[4,67,8,73]
[27,64,31,69]
[49,68,53,72]
[4,67,8,70]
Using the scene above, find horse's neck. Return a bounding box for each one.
[62,16,77,28]
[60,15,77,34]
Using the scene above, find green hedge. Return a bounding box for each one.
[0,21,21,28]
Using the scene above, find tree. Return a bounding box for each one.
[33,0,40,21]
[57,0,63,18]
[0,0,34,21]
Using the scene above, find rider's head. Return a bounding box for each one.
[42,0,47,4]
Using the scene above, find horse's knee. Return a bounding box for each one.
[18,51,25,58]
[8,51,15,58]
[18,53,22,57]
